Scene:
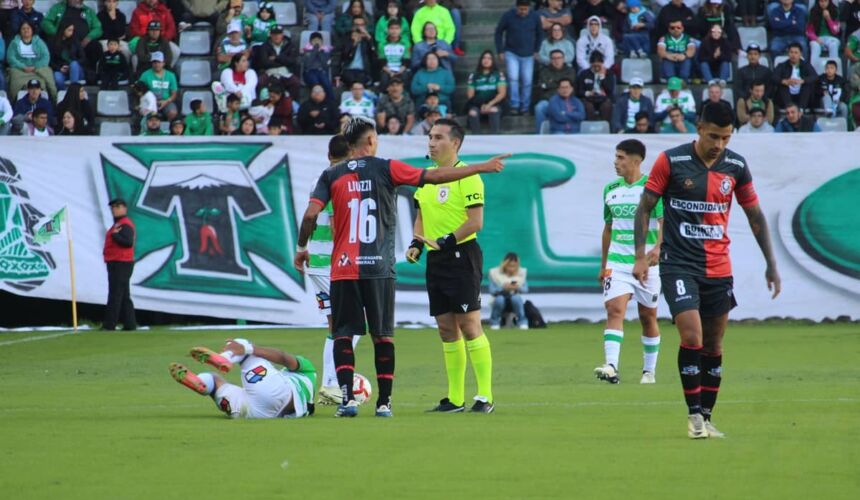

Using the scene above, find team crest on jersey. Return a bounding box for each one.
[683,178,695,190]
[338,252,351,267]
[245,365,267,383]
[437,186,450,204]
[719,177,732,195]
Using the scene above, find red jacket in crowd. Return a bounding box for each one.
[129,1,178,41]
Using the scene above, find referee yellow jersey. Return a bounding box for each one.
[413,160,485,250]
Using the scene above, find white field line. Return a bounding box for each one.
[0,398,856,415]
[0,332,76,347]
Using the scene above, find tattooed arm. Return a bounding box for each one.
[632,191,660,286]
[742,203,782,298]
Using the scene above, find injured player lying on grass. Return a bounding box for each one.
[169,338,317,419]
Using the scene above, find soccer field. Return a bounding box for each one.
[1,323,858,500]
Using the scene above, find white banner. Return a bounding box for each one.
[0,134,856,323]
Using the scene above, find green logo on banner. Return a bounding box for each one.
[395,153,601,291]
[102,143,303,299]
[0,158,55,289]
[792,168,860,279]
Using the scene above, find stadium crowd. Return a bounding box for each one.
[1,0,859,136]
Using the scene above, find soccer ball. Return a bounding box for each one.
[353,373,372,405]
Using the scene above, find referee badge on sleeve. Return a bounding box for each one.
[437,186,450,204]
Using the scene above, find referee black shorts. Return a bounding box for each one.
[425,240,483,317]
[661,273,737,319]
[330,278,395,337]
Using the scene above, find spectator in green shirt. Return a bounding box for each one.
[378,18,410,89]
[184,98,214,135]
[138,50,178,120]
[845,28,860,64]
[466,50,507,134]
[410,0,455,45]
[140,112,167,135]
[375,1,411,50]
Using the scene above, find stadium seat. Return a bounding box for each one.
[83,0,97,11]
[300,30,332,49]
[620,58,653,84]
[97,91,131,117]
[117,1,136,21]
[99,121,132,136]
[817,117,848,132]
[56,90,67,103]
[580,121,610,134]
[34,0,56,15]
[641,87,654,103]
[273,2,298,25]
[0,90,5,100]
[539,121,551,135]
[179,59,213,87]
[242,2,257,17]
[773,55,789,67]
[737,53,770,69]
[179,30,212,56]
[738,27,768,51]
[812,57,842,76]
[17,90,27,101]
[181,90,215,115]
[701,88,735,109]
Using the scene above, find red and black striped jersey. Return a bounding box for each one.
[310,156,426,281]
[644,142,759,278]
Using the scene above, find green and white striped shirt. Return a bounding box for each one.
[603,175,663,273]
[307,178,334,276]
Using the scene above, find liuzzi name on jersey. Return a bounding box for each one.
[348,180,373,192]
[680,222,724,240]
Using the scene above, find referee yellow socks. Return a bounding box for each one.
[442,339,466,407]
[466,334,493,404]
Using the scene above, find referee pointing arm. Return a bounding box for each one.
[407,118,495,414]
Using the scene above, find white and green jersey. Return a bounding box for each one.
[307,177,334,277]
[603,175,663,273]
[339,97,375,120]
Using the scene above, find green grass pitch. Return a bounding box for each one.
[1,323,858,499]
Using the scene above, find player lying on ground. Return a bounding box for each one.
[595,139,663,385]
[169,338,317,419]
[632,101,781,439]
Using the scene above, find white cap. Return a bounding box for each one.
[629,77,644,87]
[228,20,242,33]
[150,51,164,62]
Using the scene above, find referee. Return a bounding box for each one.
[406,119,494,414]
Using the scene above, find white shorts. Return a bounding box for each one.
[214,356,310,419]
[307,273,331,316]
[603,268,661,308]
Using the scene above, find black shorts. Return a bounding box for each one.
[425,240,483,317]
[330,278,395,337]
[661,273,737,319]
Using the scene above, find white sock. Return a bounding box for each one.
[604,329,623,368]
[322,337,336,387]
[642,336,660,373]
[198,372,215,395]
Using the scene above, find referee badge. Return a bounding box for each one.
[437,186,450,204]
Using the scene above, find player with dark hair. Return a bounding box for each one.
[308,135,363,405]
[595,139,663,385]
[632,101,781,438]
[294,116,509,418]
[406,118,495,414]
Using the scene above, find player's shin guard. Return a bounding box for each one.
[678,344,703,415]
[466,334,493,404]
[443,339,467,407]
[700,352,722,421]
[333,336,355,405]
[642,335,660,373]
[373,338,395,407]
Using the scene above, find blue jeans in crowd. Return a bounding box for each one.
[770,35,808,60]
[304,12,334,32]
[534,99,549,133]
[621,32,650,56]
[700,61,731,82]
[505,51,534,112]
[661,58,692,82]
[490,294,527,327]
[303,68,334,101]
[54,61,84,89]
[451,8,462,50]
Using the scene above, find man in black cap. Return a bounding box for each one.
[103,198,137,331]
[11,79,56,134]
[252,24,301,100]
[135,20,173,75]
[735,43,773,99]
